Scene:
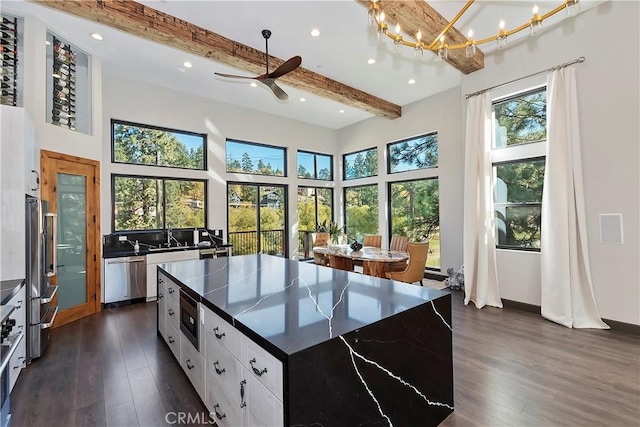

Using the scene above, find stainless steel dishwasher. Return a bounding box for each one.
[104,256,147,305]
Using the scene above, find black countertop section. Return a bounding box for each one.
[159,254,449,357]
[103,244,232,259]
[1,279,25,305]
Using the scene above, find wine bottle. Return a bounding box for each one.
[0,23,17,32]
[2,54,16,61]
[1,89,15,96]
[2,17,16,25]
[0,82,14,89]
[1,60,16,67]
[2,47,16,54]
[1,34,16,42]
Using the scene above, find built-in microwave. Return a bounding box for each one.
[179,290,199,351]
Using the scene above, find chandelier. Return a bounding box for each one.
[367,0,581,60]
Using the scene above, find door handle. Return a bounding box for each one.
[45,213,57,277]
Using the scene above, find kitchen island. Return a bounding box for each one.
[158,254,453,426]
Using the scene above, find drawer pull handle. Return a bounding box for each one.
[240,379,247,408]
[158,293,164,299]
[213,327,225,339]
[213,404,226,420]
[249,357,268,376]
[213,360,226,375]
[168,336,175,344]
[159,278,163,284]
[168,288,175,294]
[168,309,175,316]
[186,359,194,370]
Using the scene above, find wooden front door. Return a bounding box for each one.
[41,150,101,327]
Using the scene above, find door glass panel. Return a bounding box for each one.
[228,184,258,255]
[56,173,87,309]
[259,186,285,256]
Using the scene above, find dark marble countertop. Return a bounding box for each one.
[159,254,449,358]
[1,279,25,306]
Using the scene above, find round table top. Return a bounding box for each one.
[313,245,409,262]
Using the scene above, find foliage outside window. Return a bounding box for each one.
[112,120,206,170]
[344,185,378,242]
[227,183,287,256]
[297,151,332,180]
[343,148,378,180]
[493,88,546,148]
[297,187,333,232]
[389,179,440,269]
[226,140,286,176]
[387,133,438,174]
[113,175,206,231]
[492,86,547,250]
[494,159,545,249]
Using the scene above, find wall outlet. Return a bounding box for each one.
[118,235,127,241]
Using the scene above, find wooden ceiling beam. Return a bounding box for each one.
[355,0,484,74]
[30,0,401,119]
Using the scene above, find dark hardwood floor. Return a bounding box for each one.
[10,292,640,426]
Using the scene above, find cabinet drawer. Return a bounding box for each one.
[166,292,180,332]
[9,334,26,392]
[180,332,205,399]
[164,320,180,360]
[7,286,26,332]
[205,369,242,427]
[245,374,284,427]
[205,333,242,408]
[204,307,241,357]
[244,337,283,402]
[159,272,180,302]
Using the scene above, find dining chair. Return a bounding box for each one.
[389,235,409,252]
[313,232,330,266]
[385,242,429,286]
[362,234,382,248]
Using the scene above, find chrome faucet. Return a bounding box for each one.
[167,225,181,247]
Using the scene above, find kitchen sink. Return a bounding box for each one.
[148,246,189,252]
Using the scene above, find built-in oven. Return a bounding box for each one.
[179,289,199,351]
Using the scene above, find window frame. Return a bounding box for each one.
[225,138,288,177]
[342,147,378,181]
[111,119,207,171]
[111,173,208,232]
[491,84,547,252]
[386,131,439,175]
[387,177,441,271]
[297,150,333,181]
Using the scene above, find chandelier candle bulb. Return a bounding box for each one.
[497,20,508,50]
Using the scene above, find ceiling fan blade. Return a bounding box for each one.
[214,72,255,80]
[267,56,302,79]
[262,79,288,100]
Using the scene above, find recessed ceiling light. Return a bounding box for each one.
[183,61,192,68]
[339,109,345,114]
[300,98,306,102]
[367,58,376,65]
[310,29,320,37]
[250,82,258,87]
[90,33,103,41]
[408,79,416,84]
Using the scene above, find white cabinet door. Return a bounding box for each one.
[7,286,27,392]
[243,336,283,401]
[244,374,284,427]
[180,332,205,400]
[157,278,166,339]
[147,262,158,301]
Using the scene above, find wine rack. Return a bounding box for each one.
[0,15,18,107]
[51,36,76,130]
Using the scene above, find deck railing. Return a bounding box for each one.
[228,229,286,256]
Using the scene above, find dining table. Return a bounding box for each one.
[312,245,409,278]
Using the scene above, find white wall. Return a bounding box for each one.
[337,87,464,273]
[459,1,640,325]
[101,74,338,259]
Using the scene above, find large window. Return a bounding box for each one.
[387,132,438,174]
[492,87,547,250]
[297,187,333,258]
[344,185,378,242]
[343,148,377,180]
[389,179,440,269]
[227,183,288,256]
[113,175,206,231]
[112,120,206,170]
[226,139,286,176]
[297,151,332,180]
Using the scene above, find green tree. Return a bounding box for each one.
[389,134,438,172]
[494,90,546,146]
[241,152,254,173]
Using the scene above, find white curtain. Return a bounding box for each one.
[463,92,503,309]
[541,67,608,329]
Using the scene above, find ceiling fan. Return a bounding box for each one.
[215,29,302,101]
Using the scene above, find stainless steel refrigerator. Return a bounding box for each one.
[25,195,58,362]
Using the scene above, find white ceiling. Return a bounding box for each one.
[4,0,595,129]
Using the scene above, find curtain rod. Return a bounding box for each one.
[464,56,585,99]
